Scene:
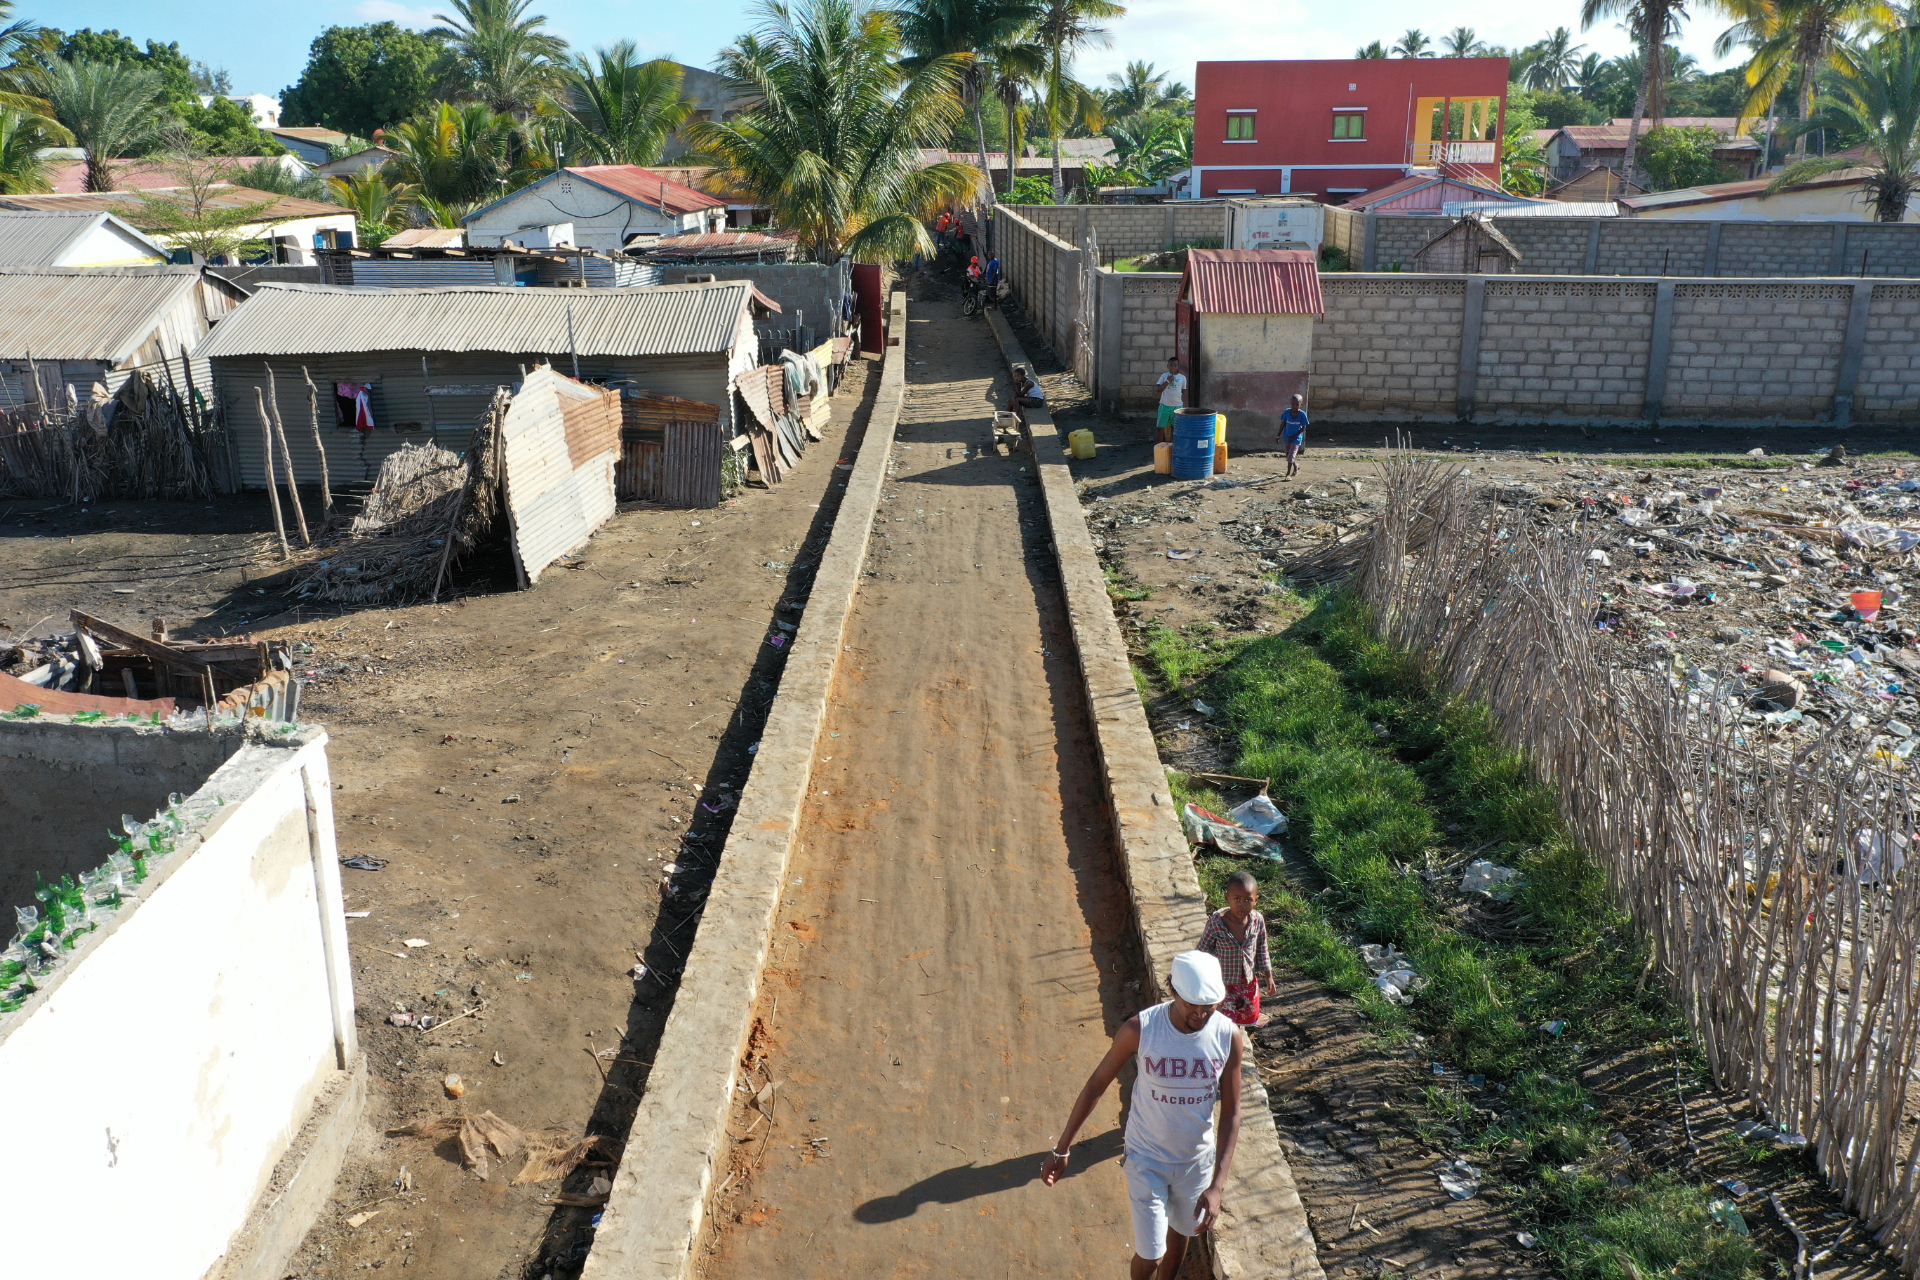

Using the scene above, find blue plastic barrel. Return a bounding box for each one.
[1171,411,1217,480]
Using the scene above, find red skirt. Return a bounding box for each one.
[1221,978,1261,1026]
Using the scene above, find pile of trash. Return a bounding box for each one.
[1180,794,1287,861]
[1359,942,1429,1005]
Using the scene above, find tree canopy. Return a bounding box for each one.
[281,23,447,137]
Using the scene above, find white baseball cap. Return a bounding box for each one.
[1170,950,1226,1005]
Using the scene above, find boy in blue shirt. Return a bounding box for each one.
[1279,394,1308,478]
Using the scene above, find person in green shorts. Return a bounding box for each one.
[1155,357,1187,440]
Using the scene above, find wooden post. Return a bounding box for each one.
[253,385,290,560]
[422,356,441,445]
[301,366,334,530]
[264,364,310,546]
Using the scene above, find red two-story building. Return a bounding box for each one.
[1189,58,1510,202]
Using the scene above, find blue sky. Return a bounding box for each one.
[36,1,1739,102]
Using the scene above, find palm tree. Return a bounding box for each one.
[1102,60,1183,117]
[1573,51,1612,98]
[1767,29,1920,215]
[1581,0,1692,182]
[988,36,1045,195]
[384,100,519,205]
[1442,27,1487,56]
[1035,0,1123,200]
[328,168,420,242]
[22,58,167,191]
[558,43,696,165]
[231,157,337,203]
[1392,29,1437,57]
[1715,0,1892,158]
[1527,27,1589,87]
[0,105,64,193]
[695,0,979,260]
[0,0,38,66]
[894,0,1044,207]
[430,0,569,118]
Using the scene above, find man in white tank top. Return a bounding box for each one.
[1040,951,1244,1279]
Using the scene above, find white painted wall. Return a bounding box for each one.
[1629,183,1920,222]
[0,727,354,1280]
[466,174,724,252]
[56,219,167,267]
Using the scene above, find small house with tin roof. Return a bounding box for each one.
[194,279,777,488]
[463,166,729,254]
[1177,248,1324,448]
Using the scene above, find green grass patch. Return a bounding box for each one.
[1141,585,1761,1280]
[1105,565,1153,602]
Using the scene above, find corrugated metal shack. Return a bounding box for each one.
[0,266,247,408]
[194,280,776,490]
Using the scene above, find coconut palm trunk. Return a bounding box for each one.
[973,87,996,207]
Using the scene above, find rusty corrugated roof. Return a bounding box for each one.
[196,279,773,360]
[1181,249,1323,316]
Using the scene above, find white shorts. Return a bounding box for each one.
[1125,1150,1213,1260]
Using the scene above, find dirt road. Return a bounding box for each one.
[701,302,1154,1279]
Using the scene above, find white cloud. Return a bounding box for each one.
[355,0,444,29]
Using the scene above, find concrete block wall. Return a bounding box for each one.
[1476,280,1655,415]
[997,206,1081,361]
[1858,282,1920,419]
[1714,223,1832,277]
[1663,282,1850,419]
[1322,205,1365,263]
[1367,212,1920,279]
[1119,274,1182,405]
[1311,278,1467,417]
[997,203,1920,424]
[1001,203,1231,258]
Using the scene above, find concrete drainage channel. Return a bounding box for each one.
[984,307,1325,1280]
[579,292,908,1279]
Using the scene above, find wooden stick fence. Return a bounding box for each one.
[1339,454,1920,1267]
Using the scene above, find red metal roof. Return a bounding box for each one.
[1181,249,1323,316]
[566,165,727,214]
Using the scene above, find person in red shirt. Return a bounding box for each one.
[934,210,954,252]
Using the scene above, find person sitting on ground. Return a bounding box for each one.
[1199,870,1275,1027]
[1279,394,1309,478]
[1010,367,1046,416]
[1155,357,1187,442]
[1042,951,1243,1280]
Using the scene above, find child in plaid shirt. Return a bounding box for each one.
[1200,871,1276,1025]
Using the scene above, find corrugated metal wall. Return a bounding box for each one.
[662,420,723,509]
[352,260,501,287]
[216,351,732,487]
[500,369,619,583]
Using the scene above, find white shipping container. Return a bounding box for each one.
[1225,199,1325,252]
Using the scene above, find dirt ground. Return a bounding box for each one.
[272,357,886,1280]
[0,354,879,1279]
[1000,296,1914,1280]
[699,297,1174,1280]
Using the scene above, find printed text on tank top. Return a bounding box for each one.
[1126,1001,1237,1164]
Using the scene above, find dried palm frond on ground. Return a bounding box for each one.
[294,392,507,606]
[351,443,467,535]
[1344,452,1920,1268]
[391,1110,610,1184]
